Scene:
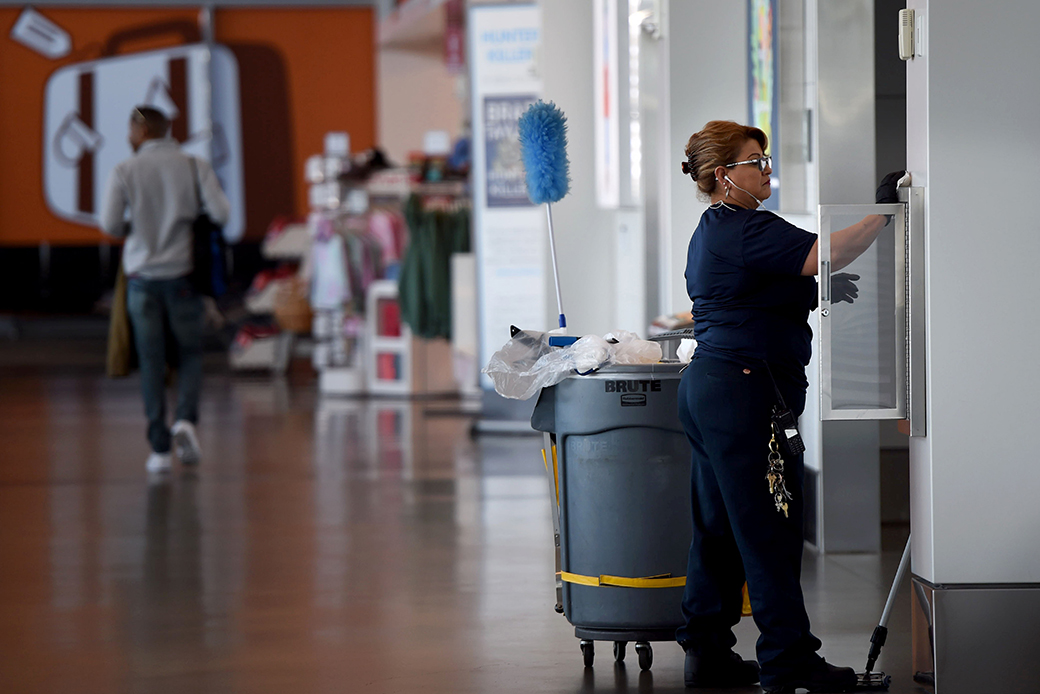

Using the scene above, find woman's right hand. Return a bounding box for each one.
[830,273,860,304]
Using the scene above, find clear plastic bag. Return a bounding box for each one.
[604,330,664,364]
[481,328,554,401]
[483,329,663,400]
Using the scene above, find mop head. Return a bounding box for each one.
[854,625,892,689]
[855,671,892,690]
[518,100,571,204]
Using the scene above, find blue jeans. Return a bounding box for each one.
[126,276,203,454]
[675,356,821,687]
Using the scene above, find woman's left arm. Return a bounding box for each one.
[800,214,889,276]
[801,170,908,276]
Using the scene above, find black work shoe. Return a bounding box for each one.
[684,649,760,688]
[761,660,858,693]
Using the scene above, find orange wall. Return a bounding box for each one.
[0,7,374,246]
[216,8,375,231]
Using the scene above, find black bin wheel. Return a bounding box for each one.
[635,642,653,671]
[580,640,594,667]
[613,641,627,662]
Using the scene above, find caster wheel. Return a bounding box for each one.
[635,642,653,671]
[580,640,595,667]
[613,641,627,662]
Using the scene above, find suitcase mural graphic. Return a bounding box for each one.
[43,22,245,242]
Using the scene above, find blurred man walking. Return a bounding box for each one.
[100,106,230,473]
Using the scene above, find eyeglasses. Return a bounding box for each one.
[725,154,772,173]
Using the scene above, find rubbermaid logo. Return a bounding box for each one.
[621,394,647,407]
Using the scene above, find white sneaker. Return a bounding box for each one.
[146,451,173,473]
[171,420,202,466]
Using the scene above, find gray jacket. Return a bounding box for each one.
[100,139,231,279]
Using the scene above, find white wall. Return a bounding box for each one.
[538,0,616,336]
[486,0,747,335]
[538,0,749,333]
[810,0,882,553]
[908,0,1040,584]
[666,1,748,315]
[378,46,465,164]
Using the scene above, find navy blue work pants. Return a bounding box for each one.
[126,276,204,454]
[675,356,821,687]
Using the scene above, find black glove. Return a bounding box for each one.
[830,273,860,304]
[875,170,906,204]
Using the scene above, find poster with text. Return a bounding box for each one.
[469,4,546,391]
[484,95,536,208]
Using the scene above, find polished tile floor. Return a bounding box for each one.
[0,344,917,694]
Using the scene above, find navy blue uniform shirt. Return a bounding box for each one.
[685,203,818,386]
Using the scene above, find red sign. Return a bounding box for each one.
[444,0,465,74]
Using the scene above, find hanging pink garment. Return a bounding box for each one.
[368,210,400,266]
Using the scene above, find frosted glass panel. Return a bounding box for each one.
[819,203,906,420]
[828,214,898,410]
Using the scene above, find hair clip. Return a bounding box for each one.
[681,161,692,175]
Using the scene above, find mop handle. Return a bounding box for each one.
[545,202,565,328]
[879,535,912,628]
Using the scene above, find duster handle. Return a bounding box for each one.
[546,202,566,329]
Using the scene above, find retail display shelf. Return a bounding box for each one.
[366,169,413,198]
[412,180,468,197]
[229,331,293,373]
[320,366,366,396]
[370,337,408,351]
[261,223,310,260]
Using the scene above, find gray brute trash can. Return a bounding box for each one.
[531,362,692,670]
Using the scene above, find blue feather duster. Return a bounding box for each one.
[518,101,571,205]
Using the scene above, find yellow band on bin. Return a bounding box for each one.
[557,571,753,616]
[557,571,686,589]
